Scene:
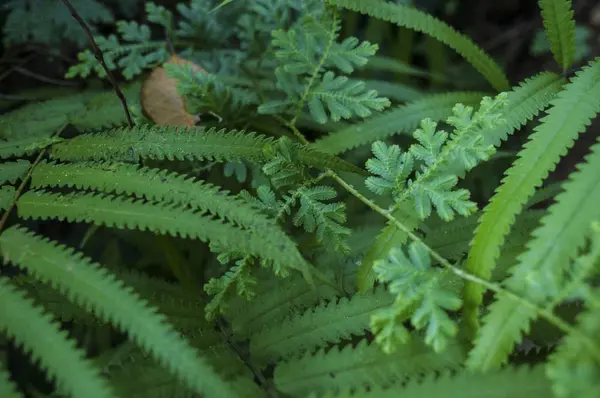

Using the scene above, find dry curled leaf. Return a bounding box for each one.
[141,55,205,126]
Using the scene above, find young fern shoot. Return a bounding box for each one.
[362,93,509,353]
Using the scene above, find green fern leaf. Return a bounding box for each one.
[292,185,352,252]
[451,70,563,311]
[0,226,235,397]
[48,125,363,175]
[479,72,564,149]
[0,136,63,159]
[16,190,311,279]
[326,0,509,91]
[0,160,30,184]
[0,186,15,211]
[372,243,462,353]
[328,37,378,74]
[50,125,273,163]
[311,92,485,155]
[308,72,391,123]
[0,277,116,398]
[274,336,465,397]
[328,365,553,398]
[164,62,258,119]
[358,93,508,291]
[467,137,600,371]
[66,26,167,80]
[539,0,577,72]
[463,58,600,337]
[250,287,394,362]
[30,161,281,232]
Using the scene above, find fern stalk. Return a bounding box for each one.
[328,171,595,352]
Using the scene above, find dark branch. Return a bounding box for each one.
[61,0,134,128]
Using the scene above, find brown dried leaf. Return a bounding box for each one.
[140,55,205,126]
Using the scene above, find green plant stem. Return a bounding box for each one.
[0,148,47,234]
[61,0,133,127]
[326,169,600,360]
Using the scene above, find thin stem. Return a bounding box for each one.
[0,149,47,234]
[61,0,133,128]
[327,170,600,360]
[279,117,310,145]
[0,124,67,234]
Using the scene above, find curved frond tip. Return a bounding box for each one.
[325,0,509,91]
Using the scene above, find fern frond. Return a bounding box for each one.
[467,137,600,371]
[307,72,391,123]
[204,257,258,320]
[66,23,168,80]
[479,72,564,149]
[0,226,235,397]
[360,94,508,293]
[274,336,466,397]
[0,277,115,398]
[539,0,576,72]
[372,243,463,353]
[0,160,30,184]
[49,125,363,175]
[0,186,15,211]
[16,190,311,278]
[327,365,552,398]
[311,92,485,155]
[0,136,63,159]
[49,125,272,163]
[292,185,352,252]
[356,72,558,292]
[30,161,281,232]
[463,58,600,338]
[326,0,509,91]
[250,287,394,362]
[164,62,258,119]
